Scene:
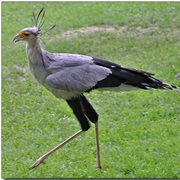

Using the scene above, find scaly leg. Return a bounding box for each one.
[95,121,102,170]
[30,130,83,169]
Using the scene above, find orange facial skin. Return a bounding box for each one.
[18,31,31,40]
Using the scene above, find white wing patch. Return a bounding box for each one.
[97,83,140,92]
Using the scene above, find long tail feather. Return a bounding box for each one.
[92,57,179,92]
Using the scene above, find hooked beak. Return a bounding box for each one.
[13,34,21,43]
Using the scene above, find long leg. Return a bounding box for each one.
[30,97,90,169]
[95,121,102,170]
[30,96,101,169]
[80,96,102,169]
[30,130,83,169]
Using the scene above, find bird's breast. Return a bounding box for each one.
[29,61,48,84]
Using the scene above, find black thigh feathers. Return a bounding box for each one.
[67,95,98,131]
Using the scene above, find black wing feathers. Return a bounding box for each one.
[93,57,122,69]
[92,57,173,90]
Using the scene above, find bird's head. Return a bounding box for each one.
[13,26,39,43]
[13,8,55,43]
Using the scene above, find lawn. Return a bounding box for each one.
[2,1,180,178]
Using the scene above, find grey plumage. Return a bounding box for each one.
[13,8,178,169]
[45,54,111,94]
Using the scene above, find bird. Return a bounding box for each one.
[13,8,178,170]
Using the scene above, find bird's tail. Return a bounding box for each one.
[92,57,179,92]
[93,64,179,92]
[115,66,179,91]
[158,82,178,91]
[129,77,179,91]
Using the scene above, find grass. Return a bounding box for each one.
[2,1,180,178]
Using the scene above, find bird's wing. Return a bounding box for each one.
[45,53,177,93]
[44,52,94,71]
[45,53,112,92]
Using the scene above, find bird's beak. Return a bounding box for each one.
[13,34,21,43]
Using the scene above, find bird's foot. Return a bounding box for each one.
[29,155,46,169]
[97,165,102,171]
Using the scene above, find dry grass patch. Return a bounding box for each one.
[48,25,162,43]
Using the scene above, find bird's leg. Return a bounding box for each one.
[29,130,83,169]
[79,96,102,169]
[95,121,102,170]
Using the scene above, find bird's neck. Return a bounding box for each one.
[26,38,49,85]
[26,38,43,64]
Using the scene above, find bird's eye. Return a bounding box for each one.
[24,32,30,37]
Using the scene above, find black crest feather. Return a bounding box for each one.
[31,8,56,36]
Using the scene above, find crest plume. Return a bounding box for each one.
[32,8,45,28]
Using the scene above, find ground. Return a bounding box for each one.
[2,2,180,178]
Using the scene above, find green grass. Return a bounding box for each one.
[2,1,180,178]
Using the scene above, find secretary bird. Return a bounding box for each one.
[13,8,178,170]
